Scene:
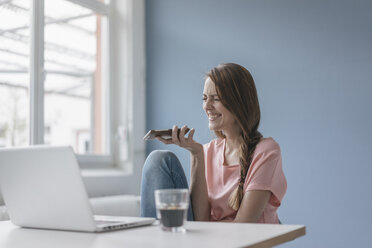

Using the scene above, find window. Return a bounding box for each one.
[0,0,31,147]
[0,0,114,165]
[43,0,109,155]
[1,0,146,197]
[0,0,146,174]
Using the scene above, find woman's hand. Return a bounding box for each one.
[156,125,203,155]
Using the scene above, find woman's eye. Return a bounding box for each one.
[202,97,220,102]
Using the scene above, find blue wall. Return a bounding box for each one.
[145,0,372,247]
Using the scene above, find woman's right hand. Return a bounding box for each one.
[156,125,203,155]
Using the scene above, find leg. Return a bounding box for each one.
[140,150,194,221]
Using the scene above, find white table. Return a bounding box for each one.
[0,220,305,248]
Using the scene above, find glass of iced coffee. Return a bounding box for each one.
[154,189,189,233]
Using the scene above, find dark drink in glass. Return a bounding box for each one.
[155,189,189,233]
[160,208,187,228]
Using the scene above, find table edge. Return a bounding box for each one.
[242,225,306,248]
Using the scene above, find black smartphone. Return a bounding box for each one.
[143,128,190,140]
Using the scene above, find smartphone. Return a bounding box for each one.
[143,128,190,140]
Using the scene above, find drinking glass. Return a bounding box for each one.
[154,189,189,233]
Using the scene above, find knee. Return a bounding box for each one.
[148,150,176,162]
[143,150,177,174]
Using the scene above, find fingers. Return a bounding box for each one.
[187,128,195,140]
[158,125,194,147]
[156,136,173,144]
[171,125,180,145]
[178,125,188,143]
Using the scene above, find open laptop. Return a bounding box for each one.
[0,146,155,232]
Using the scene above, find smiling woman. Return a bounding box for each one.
[140,63,287,224]
[203,77,239,135]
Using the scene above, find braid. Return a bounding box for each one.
[228,131,262,211]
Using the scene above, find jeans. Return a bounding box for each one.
[140,150,194,221]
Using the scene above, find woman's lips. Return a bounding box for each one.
[208,113,221,121]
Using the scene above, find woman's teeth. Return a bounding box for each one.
[208,114,221,121]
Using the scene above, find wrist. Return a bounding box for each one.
[189,144,203,157]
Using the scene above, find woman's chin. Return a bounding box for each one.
[208,124,220,131]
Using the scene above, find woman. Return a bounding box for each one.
[140,63,287,223]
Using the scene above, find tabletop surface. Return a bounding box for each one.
[0,220,305,248]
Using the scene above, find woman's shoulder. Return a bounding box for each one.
[250,137,282,170]
[203,138,224,161]
[255,137,281,154]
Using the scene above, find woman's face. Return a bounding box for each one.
[203,77,240,134]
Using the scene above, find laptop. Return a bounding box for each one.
[0,145,155,232]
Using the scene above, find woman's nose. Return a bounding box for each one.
[204,99,213,109]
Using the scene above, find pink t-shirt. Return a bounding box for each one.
[203,137,287,223]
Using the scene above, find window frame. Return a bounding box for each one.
[28,0,146,171]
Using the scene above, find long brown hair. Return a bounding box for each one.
[206,63,262,211]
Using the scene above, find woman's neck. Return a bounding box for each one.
[223,127,241,149]
[223,131,242,165]
[225,136,241,150]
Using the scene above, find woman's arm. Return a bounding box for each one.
[233,190,271,223]
[189,150,210,221]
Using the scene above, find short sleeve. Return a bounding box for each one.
[243,140,287,207]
